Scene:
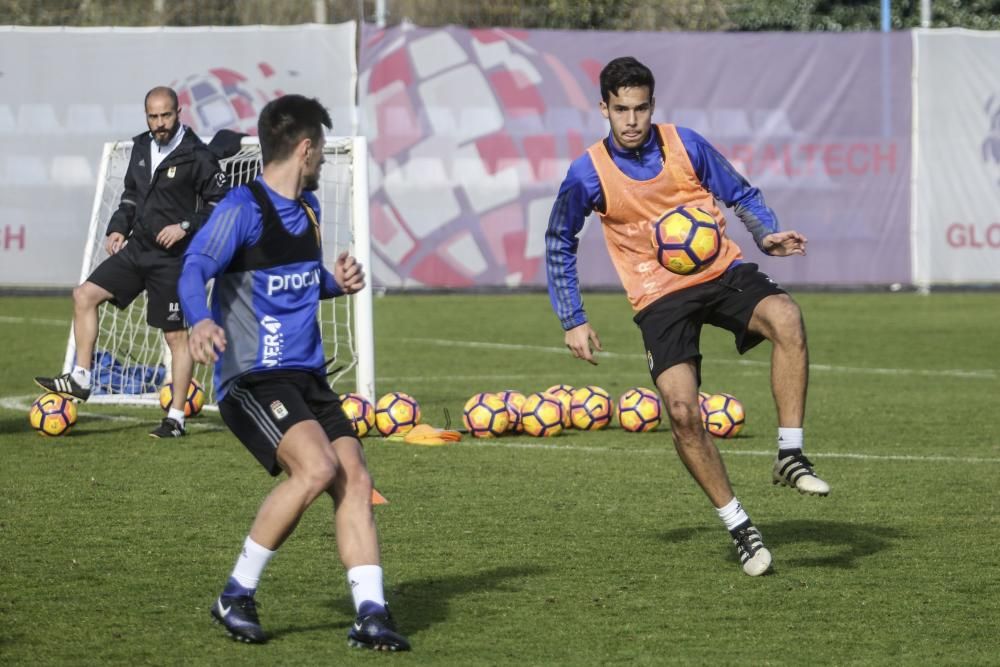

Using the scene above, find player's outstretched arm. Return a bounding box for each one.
[762,230,808,257]
[565,322,602,365]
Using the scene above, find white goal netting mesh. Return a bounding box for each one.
[65,136,374,407]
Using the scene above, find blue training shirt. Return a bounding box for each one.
[179,177,343,398]
[545,126,780,331]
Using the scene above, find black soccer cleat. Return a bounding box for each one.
[348,603,411,652]
[730,521,773,577]
[149,417,185,439]
[211,593,267,644]
[34,373,91,402]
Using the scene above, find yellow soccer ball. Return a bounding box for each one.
[651,206,721,275]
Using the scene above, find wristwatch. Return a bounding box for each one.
[179,220,191,233]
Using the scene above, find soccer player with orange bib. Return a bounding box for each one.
[545,57,830,577]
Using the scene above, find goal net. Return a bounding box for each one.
[64,136,375,407]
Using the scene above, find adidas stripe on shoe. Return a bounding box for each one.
[773,450,831,496]
[730,521,772,577]
[34,373,91,402]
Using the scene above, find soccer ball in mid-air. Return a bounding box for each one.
[617,387,662,433]
[544,384,574,428]
[340,393,376,437]
[651,206,721,275]
[569,385,612,431]
[496,390,526,432]
[519,392,564,437]
[375,392,421,437]
[29,392,78,437]
[158,380,206,417]
[462,393,510,438]
[701,393,746,438]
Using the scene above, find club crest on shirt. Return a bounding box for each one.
[270,400,289,420]
[167,166,177,178]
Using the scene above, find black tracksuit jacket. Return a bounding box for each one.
[105,127,228,257]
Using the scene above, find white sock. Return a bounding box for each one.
[71,365,91,388]
[347,565,386,611]
[231,536,276,590]
[716,497,750,532]
[167,407,186,427]
[778,427,803,455]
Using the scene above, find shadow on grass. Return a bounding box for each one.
[660,519,905,570]
[0,416,33,435]
[269,564,549,640]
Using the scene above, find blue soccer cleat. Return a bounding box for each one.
[347,602,411,651]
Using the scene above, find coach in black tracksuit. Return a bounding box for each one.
[34,85,229,439]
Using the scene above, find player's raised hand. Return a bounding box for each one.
[105,232,126,256]
[565,322,602,365]
[334,251,366,294]
[762,230,808,257]
[188,318,227,365]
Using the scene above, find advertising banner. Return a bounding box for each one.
[359,25,912,289]
[914,29,1000,285]
[0,23,357,287]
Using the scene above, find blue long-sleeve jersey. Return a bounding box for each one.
[545,126,779,330]
[179,177,344,398]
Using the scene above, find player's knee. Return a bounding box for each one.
[301,458,339,497]
[771,298,807,348]
[665,399,703,439]
[164,329,188,348]
[72,283,100,309]
[345,464,374,499]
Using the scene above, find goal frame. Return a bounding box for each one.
[62,136,375,406]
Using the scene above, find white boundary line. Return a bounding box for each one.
[6,394,993,465]
[391,336,999,381]
[1,395,223,431]
[0,315,70,327]
[460,438,1000,464]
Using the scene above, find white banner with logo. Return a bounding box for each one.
[0,23,356,288]
[914,29,1000,285]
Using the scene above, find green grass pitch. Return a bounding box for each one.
[1,291,999,665]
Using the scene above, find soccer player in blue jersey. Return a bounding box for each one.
[546,57,830,577]
[178,95,409,650]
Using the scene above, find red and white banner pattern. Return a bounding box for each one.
[359,25,913,288]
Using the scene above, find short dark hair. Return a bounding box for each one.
[144,86,179,111]
[600,57,655,103]
[257,95,332,165]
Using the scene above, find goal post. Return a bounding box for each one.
[63,136,376,407]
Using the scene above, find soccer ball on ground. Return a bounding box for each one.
[701,393,746,438]
[651,206,721,275]
[496,390,526,432]
[617,387,661,433]
[29,392,78,437]
[375,392,421,437]
[462,392,510,438]
[519,392,564,437]
[544,384,574,428]
[158,380,206,417]
[340,393,376,437]
[569,385,612,431]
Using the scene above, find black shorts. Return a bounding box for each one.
[634,263,787,385]
[218,370,357,476]
[87,240,185,331]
